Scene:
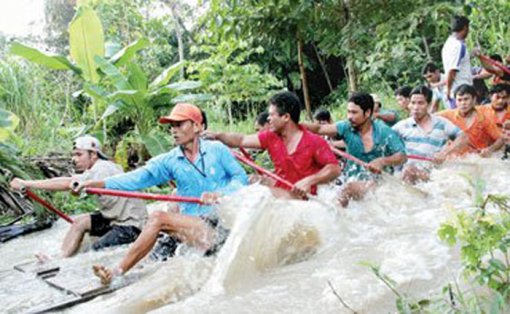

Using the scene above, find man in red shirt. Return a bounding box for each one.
[205,91,341,199]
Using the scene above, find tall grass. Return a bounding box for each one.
[0,57,80,155]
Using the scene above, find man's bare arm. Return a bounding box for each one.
[446,69,457,99]
[203,131,261,149]
[10,177,73,191]
[301,122,338,137]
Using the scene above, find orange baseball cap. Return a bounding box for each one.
[159,103,203,125]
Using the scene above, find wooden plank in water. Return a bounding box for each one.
[31,272,130,313]
[44,273,110,296]
[13,261,60,278]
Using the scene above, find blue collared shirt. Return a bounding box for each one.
[105,140,248,216]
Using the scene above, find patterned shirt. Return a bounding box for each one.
[105,139,248,217]
[392,115,461,159]
[336,119,406,178]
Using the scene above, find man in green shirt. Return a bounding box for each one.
[304,93,407,206]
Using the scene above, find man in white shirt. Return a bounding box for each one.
[422,62,447,112]
[10,136,148,258]
[441,15,473,109]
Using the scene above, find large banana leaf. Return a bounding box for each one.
[107,90,140,107]
[94,56,130,90]
[69,5,105,83]
[140,131,172,157]
[109,38,150,67]
[127,63,148,91]
[10,42,81,73]
[149,81,202,98]
[100,102,121,120]
[149,62,183,90]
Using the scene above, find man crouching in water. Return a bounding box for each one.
[204,91,342,199]
[10,136,147,260]
[74,103,248,285]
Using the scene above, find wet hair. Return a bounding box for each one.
[422,62,439,75]
[452,16,470,33]
[313,108,332,122]
[200,109,208,130]
[454,84,477,97]
[255,112,269,126]
[410,85,433,103]
[490,84,510,95]
[490,54,503,63]
[348,92,374,115]
[269,91,301,124]
[395,86,412,98]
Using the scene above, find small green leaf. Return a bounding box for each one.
[140,131,172,157]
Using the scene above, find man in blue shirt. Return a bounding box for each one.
[304,93,407,206]
[75,103,248,284]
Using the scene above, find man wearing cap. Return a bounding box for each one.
[75,103,248,284]
[9,136,148,258]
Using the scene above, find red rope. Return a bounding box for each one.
[24,189,74,224]
[407,154,433,162]
[479,55,510,76]
[328,146,381,174]
[231,149,294,190]
[83,187,204,204]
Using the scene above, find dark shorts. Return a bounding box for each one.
[150,215,229,261]
[89,213,141,251]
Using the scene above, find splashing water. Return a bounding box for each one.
[0,155,508,313]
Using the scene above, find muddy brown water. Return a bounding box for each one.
[1,155,508,313]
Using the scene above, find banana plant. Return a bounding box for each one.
[9,4,208,159]
[91,55,209,157]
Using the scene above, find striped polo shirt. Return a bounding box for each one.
[392,115,461,158]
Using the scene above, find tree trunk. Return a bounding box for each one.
[297,38,312,120]
[342,0,358,93]
[168,2,185,79]
[313,44,333,93]
[346,56,358,92]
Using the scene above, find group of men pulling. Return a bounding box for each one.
[9,84,510,284]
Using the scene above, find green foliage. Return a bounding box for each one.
[468,0,510,57]
[69,5,105,83]
[438,176,510,297]
[10,4,203,160]
[188,39,282,126]
[360,261,430,313]
[9,42,80,73]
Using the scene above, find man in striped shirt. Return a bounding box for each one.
[392,86,468,184]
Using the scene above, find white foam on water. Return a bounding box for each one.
[1,155,509,313]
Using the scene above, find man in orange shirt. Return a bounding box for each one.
[477,84,510,130]
[437,84,504,157]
